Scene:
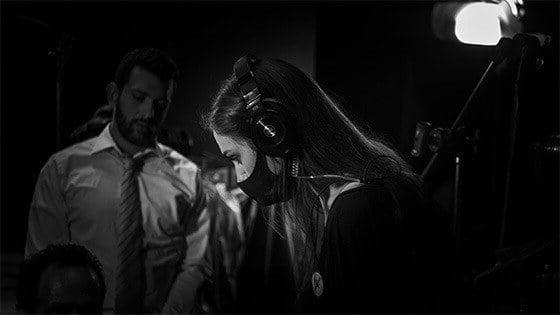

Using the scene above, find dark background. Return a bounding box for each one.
[1,1,558,312]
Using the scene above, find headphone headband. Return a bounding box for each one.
[233,55,261,111]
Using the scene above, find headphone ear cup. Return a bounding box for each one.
[250,105,293,157]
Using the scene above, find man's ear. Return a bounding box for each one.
[106,82,119,106]
[166,79,177,104]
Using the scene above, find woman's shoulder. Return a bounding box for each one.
[328,182,404,227]
[332,180,411,209]
[330,179,427,227]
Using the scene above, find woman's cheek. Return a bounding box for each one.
[234,163,248,182]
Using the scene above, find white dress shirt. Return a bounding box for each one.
[26,124,211,313]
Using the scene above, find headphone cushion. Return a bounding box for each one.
[249,102,294,156]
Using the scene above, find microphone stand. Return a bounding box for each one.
[420,57,497,259]
[420,34,550,259]
[420,59,496,180]
[498,45,528,248]
[420,38,514,258]
[495,33,551,249]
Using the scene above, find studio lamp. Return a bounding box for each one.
[432,0,525,46]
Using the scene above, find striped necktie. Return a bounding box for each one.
[115,155,148,313]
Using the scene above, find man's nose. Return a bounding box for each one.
[138,99,155,118]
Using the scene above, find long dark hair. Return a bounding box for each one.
[202,57,422,295]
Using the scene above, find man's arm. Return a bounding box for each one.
[161,171,213,314]
[25,157,69,258]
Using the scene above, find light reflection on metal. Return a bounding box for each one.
[504,0,519,17]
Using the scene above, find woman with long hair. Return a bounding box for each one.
[202,55,452,312]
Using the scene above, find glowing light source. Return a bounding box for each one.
[454,2,505,45]
[431,0,524,46]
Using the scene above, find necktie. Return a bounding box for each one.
[115,156,147,313]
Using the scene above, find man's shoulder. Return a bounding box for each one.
[51,137,98,161]
[46,138,98,170]
[158,143,200,173]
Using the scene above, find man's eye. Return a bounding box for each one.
[132,94,145,102]
[155,100,168,109]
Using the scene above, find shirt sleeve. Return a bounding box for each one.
[162,169,213,314]
[25,157,70,258]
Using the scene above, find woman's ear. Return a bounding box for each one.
[106,82,119,106]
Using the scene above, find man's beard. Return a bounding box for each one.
[114,102,158,148]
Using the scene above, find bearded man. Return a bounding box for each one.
[25,48,210,313]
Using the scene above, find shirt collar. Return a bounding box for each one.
[89,123,164,157]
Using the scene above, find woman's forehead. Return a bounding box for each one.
[213,131,253,152]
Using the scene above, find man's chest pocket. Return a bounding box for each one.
[66,167,101,198]
[65,168,118,225]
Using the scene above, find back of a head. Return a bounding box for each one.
[16,244,106,314]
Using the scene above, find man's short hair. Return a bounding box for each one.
[16,244,106,313]
[115,47,179,89]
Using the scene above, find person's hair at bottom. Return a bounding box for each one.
[16,243,106,313]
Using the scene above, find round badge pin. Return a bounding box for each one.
[311,271,324,297]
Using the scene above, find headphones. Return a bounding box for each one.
[232,55,390,184]
[233,54,295,157]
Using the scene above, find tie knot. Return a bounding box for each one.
[124,154,150,173]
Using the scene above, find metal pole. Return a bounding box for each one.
[453,154,462,258]
[498,46,528,248]
[421,61,495,180]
